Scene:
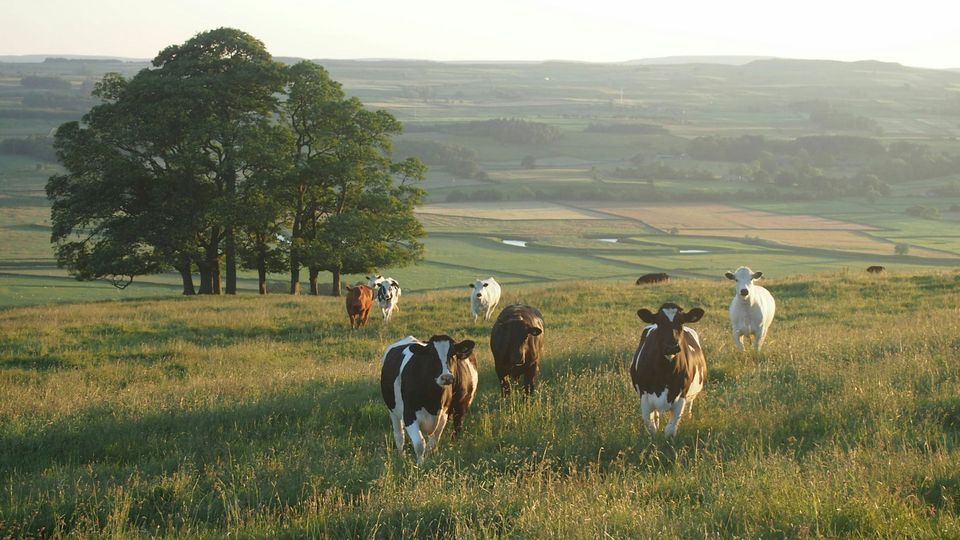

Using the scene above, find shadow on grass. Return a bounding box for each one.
[0,354,73,371]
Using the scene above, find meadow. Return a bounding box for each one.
[1,270,958,537]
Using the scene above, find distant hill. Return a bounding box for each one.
[625,55,774,66]
[0,54,146,63]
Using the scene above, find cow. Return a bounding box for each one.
[490,304,544,396]
[370,277,401,323]
[866,265,885,273]
[469,277,502,322]
[636,272,669,285]
[344,284,373,329]
[380,335,478,464]
[630,302,707,438]
[725,266,776,352]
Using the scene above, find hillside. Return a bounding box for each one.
[1,271,958,537]
[1,56,959,307]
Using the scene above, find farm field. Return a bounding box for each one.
[1,272,958,537]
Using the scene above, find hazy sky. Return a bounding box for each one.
[2,0,957,68]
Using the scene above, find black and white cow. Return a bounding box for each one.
[367,276,401,323]
[630,303,707,438]
[380,335,478,464]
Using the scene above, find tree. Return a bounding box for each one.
[149,28,285,294]
[894,243,910,256]
[47,28,286,295]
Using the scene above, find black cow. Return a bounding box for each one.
[636,272,669,285]
[630,303,706,438]
[490,304,544,396]
[380,335,477,463]
[866,265,885,274]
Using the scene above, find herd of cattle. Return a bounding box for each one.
[355,264,878,463]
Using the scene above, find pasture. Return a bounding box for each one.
[1,271,958,537]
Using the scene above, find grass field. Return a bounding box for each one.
[1,271,958,537]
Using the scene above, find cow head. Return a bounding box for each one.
[497,318,543,366]
[469,279,490,299]
[366,274,384,288]
[637,303,704,359]
[725,266,763,301]
[410,335,476,386]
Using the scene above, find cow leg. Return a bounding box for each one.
[732,329,745,351]
[426,413,449,453]
[499,374,512,397]
[754,326,767,352]
[640,395,659,436]
[522,366,538,395]
[390,413,405,455]
[665,398,687,438]
[405,422,426,464]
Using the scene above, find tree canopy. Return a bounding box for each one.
[47,28,426,296]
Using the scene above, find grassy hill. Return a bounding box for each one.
[1,57,959,307]
[1,270,958,537]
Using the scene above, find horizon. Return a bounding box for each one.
[3,1,958,70]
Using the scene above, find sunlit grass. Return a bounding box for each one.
[0,270,958,537]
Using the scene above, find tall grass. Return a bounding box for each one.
[1,271,958,537]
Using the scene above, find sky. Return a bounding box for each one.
[2,0,958,69]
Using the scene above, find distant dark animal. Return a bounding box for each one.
[725,266,776,352]
[631,303,706,438]
[636,272,669,285]
[866,265,885,273]
[344,284,373,328]
[490,304,544,396]
[380,335,478,464]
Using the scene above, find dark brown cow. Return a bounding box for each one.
[344,284,373,328]
[630,302,706,438]
[866,265,885,274]
[636,272,669,285]
[490,304,544,396]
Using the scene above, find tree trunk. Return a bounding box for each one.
[309,267,320,296]
[177,260,196,295]
[212,262,222,294]
[258,256,268,295]
[331,268,342,297]
[198,262,212,294]
[289,249,301,295]
[225,226,237,294]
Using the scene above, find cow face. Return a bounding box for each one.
[637,303,704,359]
[469,280,489,299]
[725,266,763,301]
[410,335,476,387]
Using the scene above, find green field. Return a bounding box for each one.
[1,272,958,537]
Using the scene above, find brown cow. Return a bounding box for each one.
[636,272,669,285]
[345,284,373,328]
[866,265,885,274]
[490,304,544,396]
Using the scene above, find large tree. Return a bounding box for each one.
[149,28,285,294]
[48,28,285,294]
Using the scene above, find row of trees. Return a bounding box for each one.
[46,28,426,296]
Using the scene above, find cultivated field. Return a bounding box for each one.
[1,272,958,537]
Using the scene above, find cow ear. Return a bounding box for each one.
[454,340,476,358]
[683,308,705,324]
[752,271,763,279]
[365,275,371,280]
[724,272,735,280]
[527,326,542,336]
[637,309,657,323]
[409,343,428,354]
[467,283,475,288]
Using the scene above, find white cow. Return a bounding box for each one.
[725,266,776,352]
[468,277,501,322]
